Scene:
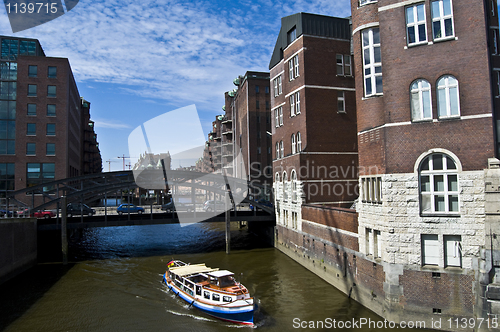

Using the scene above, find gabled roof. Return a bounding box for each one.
[269,12,351,70]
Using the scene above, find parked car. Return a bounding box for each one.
[34,210,56,219]
[161,201,193,213]
[0,209,15,217]
[117,204,144,215]
[67,203,96,217]
[203,200,226,212]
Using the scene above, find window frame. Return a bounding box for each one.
[28,65,37,77]
[47,66,57,78]
[46,123,56,136]
[290,94,295,116]
[419,153,460,215]
[26,142,36,156]
[362,28,383,97]
[27,103,36,116]
[296,132,302,152]
[47,104,56,117]
[27,84,37,97]
[436,75,460,118]
[47,85,56,98]
[338,91,345,113]
[410,79,432,121]
[431,0,455,41]
[291,133,296,154]
[294,55,299,78]
[406,3,428,46]
[27,123,36,136]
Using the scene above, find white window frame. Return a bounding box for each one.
[436,75,460,118]
[279,107,283,126]
[294,55,299,78]
[444,235,462,267]
[289,60,294,81]
[274,78,278,97]
[276,142,280,159]
[362,28,383,97]
[278,75,282,94]
[406,3,428,46]
[282,171,288,201]
[295,92,300,114]
[291,133,296,154]
[419,153,460,214]
[296,132,302,152]
[338,91,345,113]
[410,79,432,121]
[290,94,295,116]
[431,0,455,41]
[422,234,440,266]
[359,0,377,6]
[291,170,297,202]
[280,140,284,158]
[275,108,279,128]
[336,54,344,75]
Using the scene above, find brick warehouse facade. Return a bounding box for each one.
[0,36,101,208]
[271,3,500,331]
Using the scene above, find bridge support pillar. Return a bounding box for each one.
[61,196,68,265]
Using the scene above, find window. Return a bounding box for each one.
[278,75,282,94]
[366,228,374,255]
[422,234,440,265]
[419,153,459,214]
[493,30,498,55]
[280,140,284,158]
[406,4,427,45]
[337,54,352,76]
[275,108,279,127]
[274,78,278,97]
[362,28,383,97]
[256,100,260,109]
[257,146,261,154]
[288,27,297,44]
[295,92,300,114]
[47,104,56,116]
[431,0,454,40]
[265,86,269,94]
[360,0,377,5]
[48,66,57,78]
[374,230,381,258]
[291,133,296,154]
[289,59,294,81]
[46,143,55,156]
[444,235,461,267]
[279,107,283,126]
[361,176,382,203]
[291,170,297,202]
[212,293,220,301]
[266,101,270,110]
[297,132,302,152]
[28,65,37,77]
[27,103,36,116]
[46,123,56,136]
[411,79,432,120]
[0,104,15,155]
[223,296,232,302]
[338,91,345,113]
[255,85,260,93]
[26,143,36,155]
[47,85,56,98]
[290,94,295,116]
[282,171,288,201]
[276,142,280,159]
[0,82,17,100]
[27,162,55,187]
[27,123,36,135]
[28,84,36,97]
[437,75,459,118]
[0,163,15,190]
[294,55,299,78]
[0,62,17,80]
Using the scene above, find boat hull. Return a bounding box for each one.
[164,274,254,325]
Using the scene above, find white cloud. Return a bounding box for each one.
[93,119,131,129]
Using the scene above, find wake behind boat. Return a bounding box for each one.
[163,260,254,325]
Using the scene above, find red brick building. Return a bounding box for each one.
[0,36,101,207]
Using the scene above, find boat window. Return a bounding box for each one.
[212,293,220,301]
[219,276,236,287]
[196,286,202,296]
[223,296,232,302]
[204,291,210,299]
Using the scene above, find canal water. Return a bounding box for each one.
[0,222,425,331]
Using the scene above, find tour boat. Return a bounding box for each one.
[163,260,254,325]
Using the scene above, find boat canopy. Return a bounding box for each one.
[170,264,219,277]
[207,270,234,278]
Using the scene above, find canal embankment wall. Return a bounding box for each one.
[0,218,37,284]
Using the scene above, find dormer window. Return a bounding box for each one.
[287,27,297,44]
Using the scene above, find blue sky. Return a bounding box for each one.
[0,0,351,171]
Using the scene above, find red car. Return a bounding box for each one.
[33,210,56,219]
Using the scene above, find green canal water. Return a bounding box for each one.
[0,222,428,331]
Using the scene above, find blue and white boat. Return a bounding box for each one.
[163,260,254,325]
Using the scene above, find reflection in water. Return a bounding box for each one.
[0,223,422,331]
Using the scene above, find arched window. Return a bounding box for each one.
[275,172,280,183]
[282,171,288,201]
[280,140,284,159]
[419,153,459,214]
[275,142,280,159]
[291,134,296,154]
[291,170,297,202]
[297,132,302,152]
[410,79,432,121]
[437,75,460,118]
